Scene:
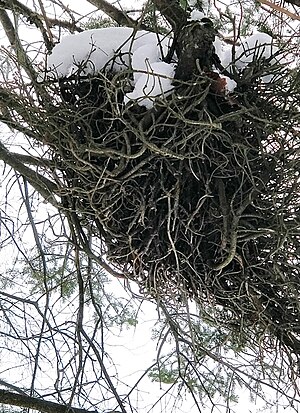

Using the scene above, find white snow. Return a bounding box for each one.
[235,32,279,69]
[213,36,233,69]
[216,32,282,84]
[47,27,283,107]
[48,27,171,76]
[47,27,173,108]
[190,10,205,21]
[222,76,237,92]
[221,47,234,69]
[213,37,223,58]
[124,61,175,109]
[131,43,163,82]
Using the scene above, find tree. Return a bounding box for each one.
[0,1,300,412]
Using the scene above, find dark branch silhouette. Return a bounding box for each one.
[0,390,97,413]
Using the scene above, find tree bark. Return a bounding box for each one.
[152,0,187,31]
[86,0,141,28]
[174,21,217,80]
[0,141,58,204]
[0,390,97,413]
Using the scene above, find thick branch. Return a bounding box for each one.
[0,0,53,50]
[0,390,97,413]
[0,9,37,80]
[7,152,55,168]
[47,16,83,33]
[86,0,140,27]
[0,7,16,46]
[152,0,187,31]
[0,141,58,203]
[0,380,27,395]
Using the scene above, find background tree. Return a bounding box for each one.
[0,1,300,412]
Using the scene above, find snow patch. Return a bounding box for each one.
[217,32,283,85]
[48,27,171,77]
[190,10,205,21]
[235,32,279,69]
[131,43,162,82]
[46,27,283,106]
[124,61,175,109]
[47,27,173,108]
[222,76,237,92]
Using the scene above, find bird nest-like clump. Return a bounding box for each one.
[45,66,300,351]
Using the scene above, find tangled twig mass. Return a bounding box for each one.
[44,54,300,353]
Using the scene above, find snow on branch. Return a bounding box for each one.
[46,27,285,108]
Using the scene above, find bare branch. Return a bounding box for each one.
[0,140,58,203]
[86,0,140,28]
[46,16,83,33]
[0,390,97,413]
[0,9,38,80]
[0,0,53,50]
[0,380,28,395]
[152,0,187,31]
[258,0,300,20]
[2,152,55,168]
